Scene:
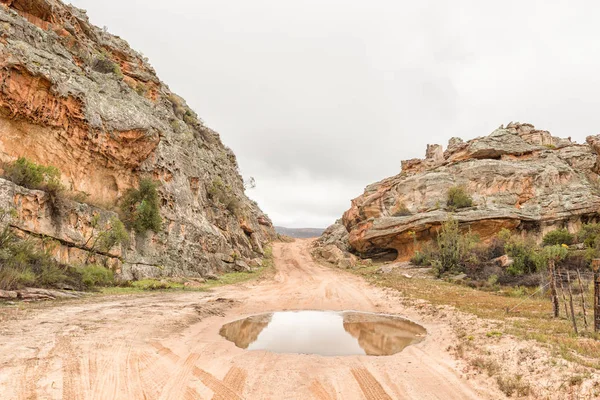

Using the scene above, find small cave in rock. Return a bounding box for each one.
[357,248,398,263]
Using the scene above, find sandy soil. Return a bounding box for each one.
[0,240,505,399]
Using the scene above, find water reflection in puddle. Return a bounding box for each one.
[219,311,426,356]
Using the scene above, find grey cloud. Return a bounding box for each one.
[70,0,600,227]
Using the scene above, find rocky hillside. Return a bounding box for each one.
[0,0,275,279]
[318,123,600,262]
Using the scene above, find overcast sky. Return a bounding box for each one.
[70,0,600,228]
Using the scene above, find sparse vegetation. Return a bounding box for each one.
[469,356,500,376]
[135,82,148,96]
[496,375,531,397]
[84,215,129,261]
[120,178,162,233]
[3,157,62,191]
[410,250,430,266]
[168,93,202,127]
[578,223,600,248]
[76,264,114,287]
[91,51,123,79]
[504,235,543,275]
[446,185,473,210]
[207,178,242,216]
[0,208,113,291]
[3,157,65,216]
[431,217,479,277]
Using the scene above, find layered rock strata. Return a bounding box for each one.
[0,0,275,278]
[323,123,600,261]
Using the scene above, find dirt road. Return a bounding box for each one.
[0,240,502,399]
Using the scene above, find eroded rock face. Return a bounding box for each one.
[324,123,600,260]
[0,0,275,278]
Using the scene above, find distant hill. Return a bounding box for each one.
[275,226,325,239]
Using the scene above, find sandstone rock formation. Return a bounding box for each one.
[0,0,275,279]
[323,123,600,261]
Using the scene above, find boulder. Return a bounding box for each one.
[0,290,18,300]
[233,260,251,272]
[492,255,514,268]
[249,258,263,268]
[205,273,219,281]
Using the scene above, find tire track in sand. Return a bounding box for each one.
[158,353,202,400]
[211,366,247,400]
[309,379,334,400]
[350,367,392,400]
[150,342,243,399]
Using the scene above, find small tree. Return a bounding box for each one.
[504,235,543,275]
[84,216,129,263]
[446,186,473,210]
[578,223,600,248]
[120,179,162,233]
[432,217,478,277]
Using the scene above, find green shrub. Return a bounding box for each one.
[77,264,114,287]
[130,279,182,290]
[4,157,61,190]
[542,228,573,246]
[92,52,123,79]
[0,232,69,290]
[3,158,64,216]
[578,223,600,248]
[135,82,148,96]
[120,179,162,233]
[94,217,129,252]
[504,235,543,275]
[208,178,243,216]
[446,186,473,210]
[432,217,478,277]
[411,250,430,266]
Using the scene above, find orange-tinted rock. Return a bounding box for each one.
[326,123,600,260]
[0,0,275,279]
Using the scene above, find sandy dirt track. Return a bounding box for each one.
[0,240,503,399]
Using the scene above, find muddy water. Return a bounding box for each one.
[219,311,426,356]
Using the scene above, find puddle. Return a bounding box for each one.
[219,311,426,356]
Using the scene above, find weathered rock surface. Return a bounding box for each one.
[0,287,86,301]
[321,123,600,261]
[0,0,275,279]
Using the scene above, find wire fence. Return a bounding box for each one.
[548,266,597,335]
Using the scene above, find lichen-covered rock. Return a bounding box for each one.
[321,123,600,261]
[0,0,275,278]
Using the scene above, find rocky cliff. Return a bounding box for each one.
[320,123,600,261]
[0,0,275,278]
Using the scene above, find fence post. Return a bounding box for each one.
[550,259,559,318]
[558,269,570,320]
[577,270,588,329]
[593,259,600,333]
[566,271,578,335]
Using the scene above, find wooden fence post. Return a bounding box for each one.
[566,271,578,335]
[558,269,570,320]
[577,270,588,329]
[593,259,600,333]
[550,259,559,318]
